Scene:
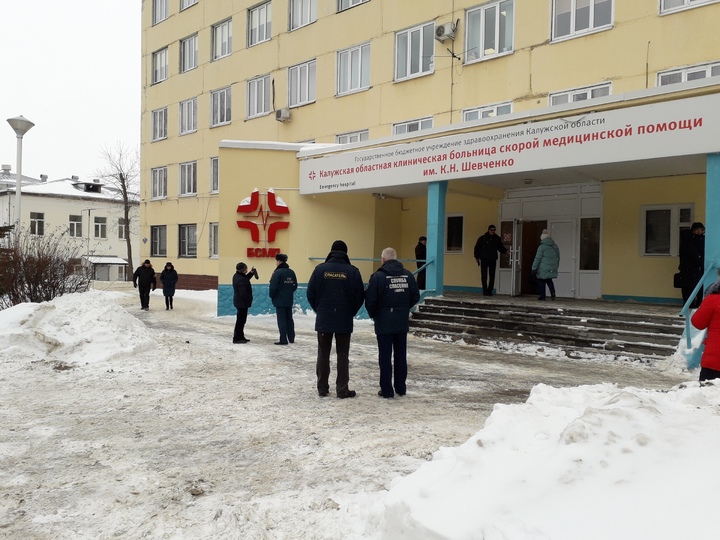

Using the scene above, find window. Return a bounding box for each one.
[553,0,612,40]
[395,22,434,81]
[446,215,464,253]
[209,222,219,258]
[151,167,168,199]
[466,0,514,63]
[153,0,169,24]
[661,0,719,13]
[179,97,197,134]
[290,0,316,30]
[30,212,44,236]
[152,108,168,141]
[151,225,167,257]
[642,205,693,256]
[338,0,368,11]
[94,217,107,239]
[118,264,128,282]
[152,47,168,83]
[211,87,232,126]
[549,83,611,106]
[180,34,198,72]
[580,218,600,270]
[210,157,220,192]
[289,60,316,107]
[180,161,197,195]
[248,3,272,46]
[463,102,512,121]
[179,224,197,257]
[212,19,233,60]
[336,130,369,144]
[118,218,128,240]
[337,43,370,95]
[393,117,433,135]
[180,0,198,10]
[247,75,271,118]
[69,215,82,238]
[658,61,720,86]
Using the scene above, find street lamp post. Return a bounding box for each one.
[6,115,35,235]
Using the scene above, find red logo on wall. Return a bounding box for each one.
[237,189,289,257]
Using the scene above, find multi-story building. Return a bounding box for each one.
[141,0,720,313]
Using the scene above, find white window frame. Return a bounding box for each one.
[247,75,271,118]
[180,0,198,10]
[641,204,694,256]
[338,0,368,11]
[290,0,316,30]
[179,161,198,196]
[94,217,107,240]
[179,97,198,134]
[210,157,220,193]
[337,43,370,95]
[289,59,316,107]
[180,34,198,73]
[211,87,232,126]
[463,102,512,122]
[661,0,720,13]
[446,214,465,254]
[151,225,167,257]
[465,0,514,63]
[212,19,233,60]
[336,130,369,144]
[152,107,168,141]
[179,224,198,258]
[118,218,128,240]
[549,82,611,106]
[30,212,45,236]
[658,61,720,86]
[152,47,169,84]
[209,222,219,258]
[69,215,82,238]
[248,2,272,47]
[395,22,435,81]
[153,0,169,24]
[151,167,168,199]
[393,117,433,136]
[552,0,613,41]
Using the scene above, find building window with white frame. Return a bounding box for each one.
[209,222,219,258]
[336,130,369,144]
[661,0,719,13]
[179,224,197,257]
[247,75,271,118]
[393,117,433,136]
[180,34,198,73]
[338,0,368,11]
[179,161,197,195]
[337,43,370,95]
[180,0,198,10]
[395,22,434,81]
[463,102,512,122]
[30,212,44,236]
[289,60,316,107]
[212,19,233,60]
[446,215,464,253]
[248,2,272,47]
[69,214,82,238]
[642,205,694,256]
[152,47,168,84]
[118,264,128,282]
[658,61,720,86]
[151,225,167,256]
[179,97,197,134]
[94,217,107,239]
[152,107,167,141]
[153,0,169,24]
[290,0,316,30]
[118,218,128,240]
[210,157,220,192]
[465,1,514,63]
[151,167,168,199]
[549,82,611,106]
[211,87,232,126]
[553,0,612,40]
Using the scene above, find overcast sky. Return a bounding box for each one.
[0,1,140,181]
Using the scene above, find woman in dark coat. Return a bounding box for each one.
[160,262,179,310]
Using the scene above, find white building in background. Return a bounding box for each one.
[0,169,139,282]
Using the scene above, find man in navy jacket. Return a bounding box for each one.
[269,253,298,345]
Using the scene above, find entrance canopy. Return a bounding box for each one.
[82,255,128,265]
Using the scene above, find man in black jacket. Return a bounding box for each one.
[414,236,427,290]
[269,253,298,345]
[132,259,156,311]
[232,262,258,343]
[679,222,705,308]
[306,240,365,398]
[473,224,507,296]
[365,247,421,398]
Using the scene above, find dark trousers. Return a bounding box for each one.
[480,260,497,295]
[682,285,703,309]
[138,285,151,308]
[164,296,174,309]
[417,269,426,290]
[233,308,248,341]
[537,278,556,299]
[316,332,351,396]
[699,367,720,381]
[377,333,408,397]
[275,307,295,344]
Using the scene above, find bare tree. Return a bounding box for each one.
[95,143,140,280]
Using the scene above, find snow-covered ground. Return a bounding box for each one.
[1,286,715,539]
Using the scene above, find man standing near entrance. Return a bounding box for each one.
[473,224,507,296]
[414,236,427,290]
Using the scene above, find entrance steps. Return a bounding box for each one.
[409,294,685,358]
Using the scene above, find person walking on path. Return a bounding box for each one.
[679,222,705,308]
[414,236,427,290]
[269,253,298,345]
[160,262,179,310]
[307,240,365,398]
[531,229,560,301]
[232,262,259,344]
[691,270,720,381]
[365,247,421,399]
[473,224,507,296]
[133,259,156,311]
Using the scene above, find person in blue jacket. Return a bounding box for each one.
[268,253,298,345]
[160,262,178,310]
[307,240,365,398]
[365,247,421,398]
[531,229,560,301]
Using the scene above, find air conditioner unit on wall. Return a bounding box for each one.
[435,22,456,42]
[275,108,291,122]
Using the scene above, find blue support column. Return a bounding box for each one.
[705,153,720,288]
[426,181,447,295]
